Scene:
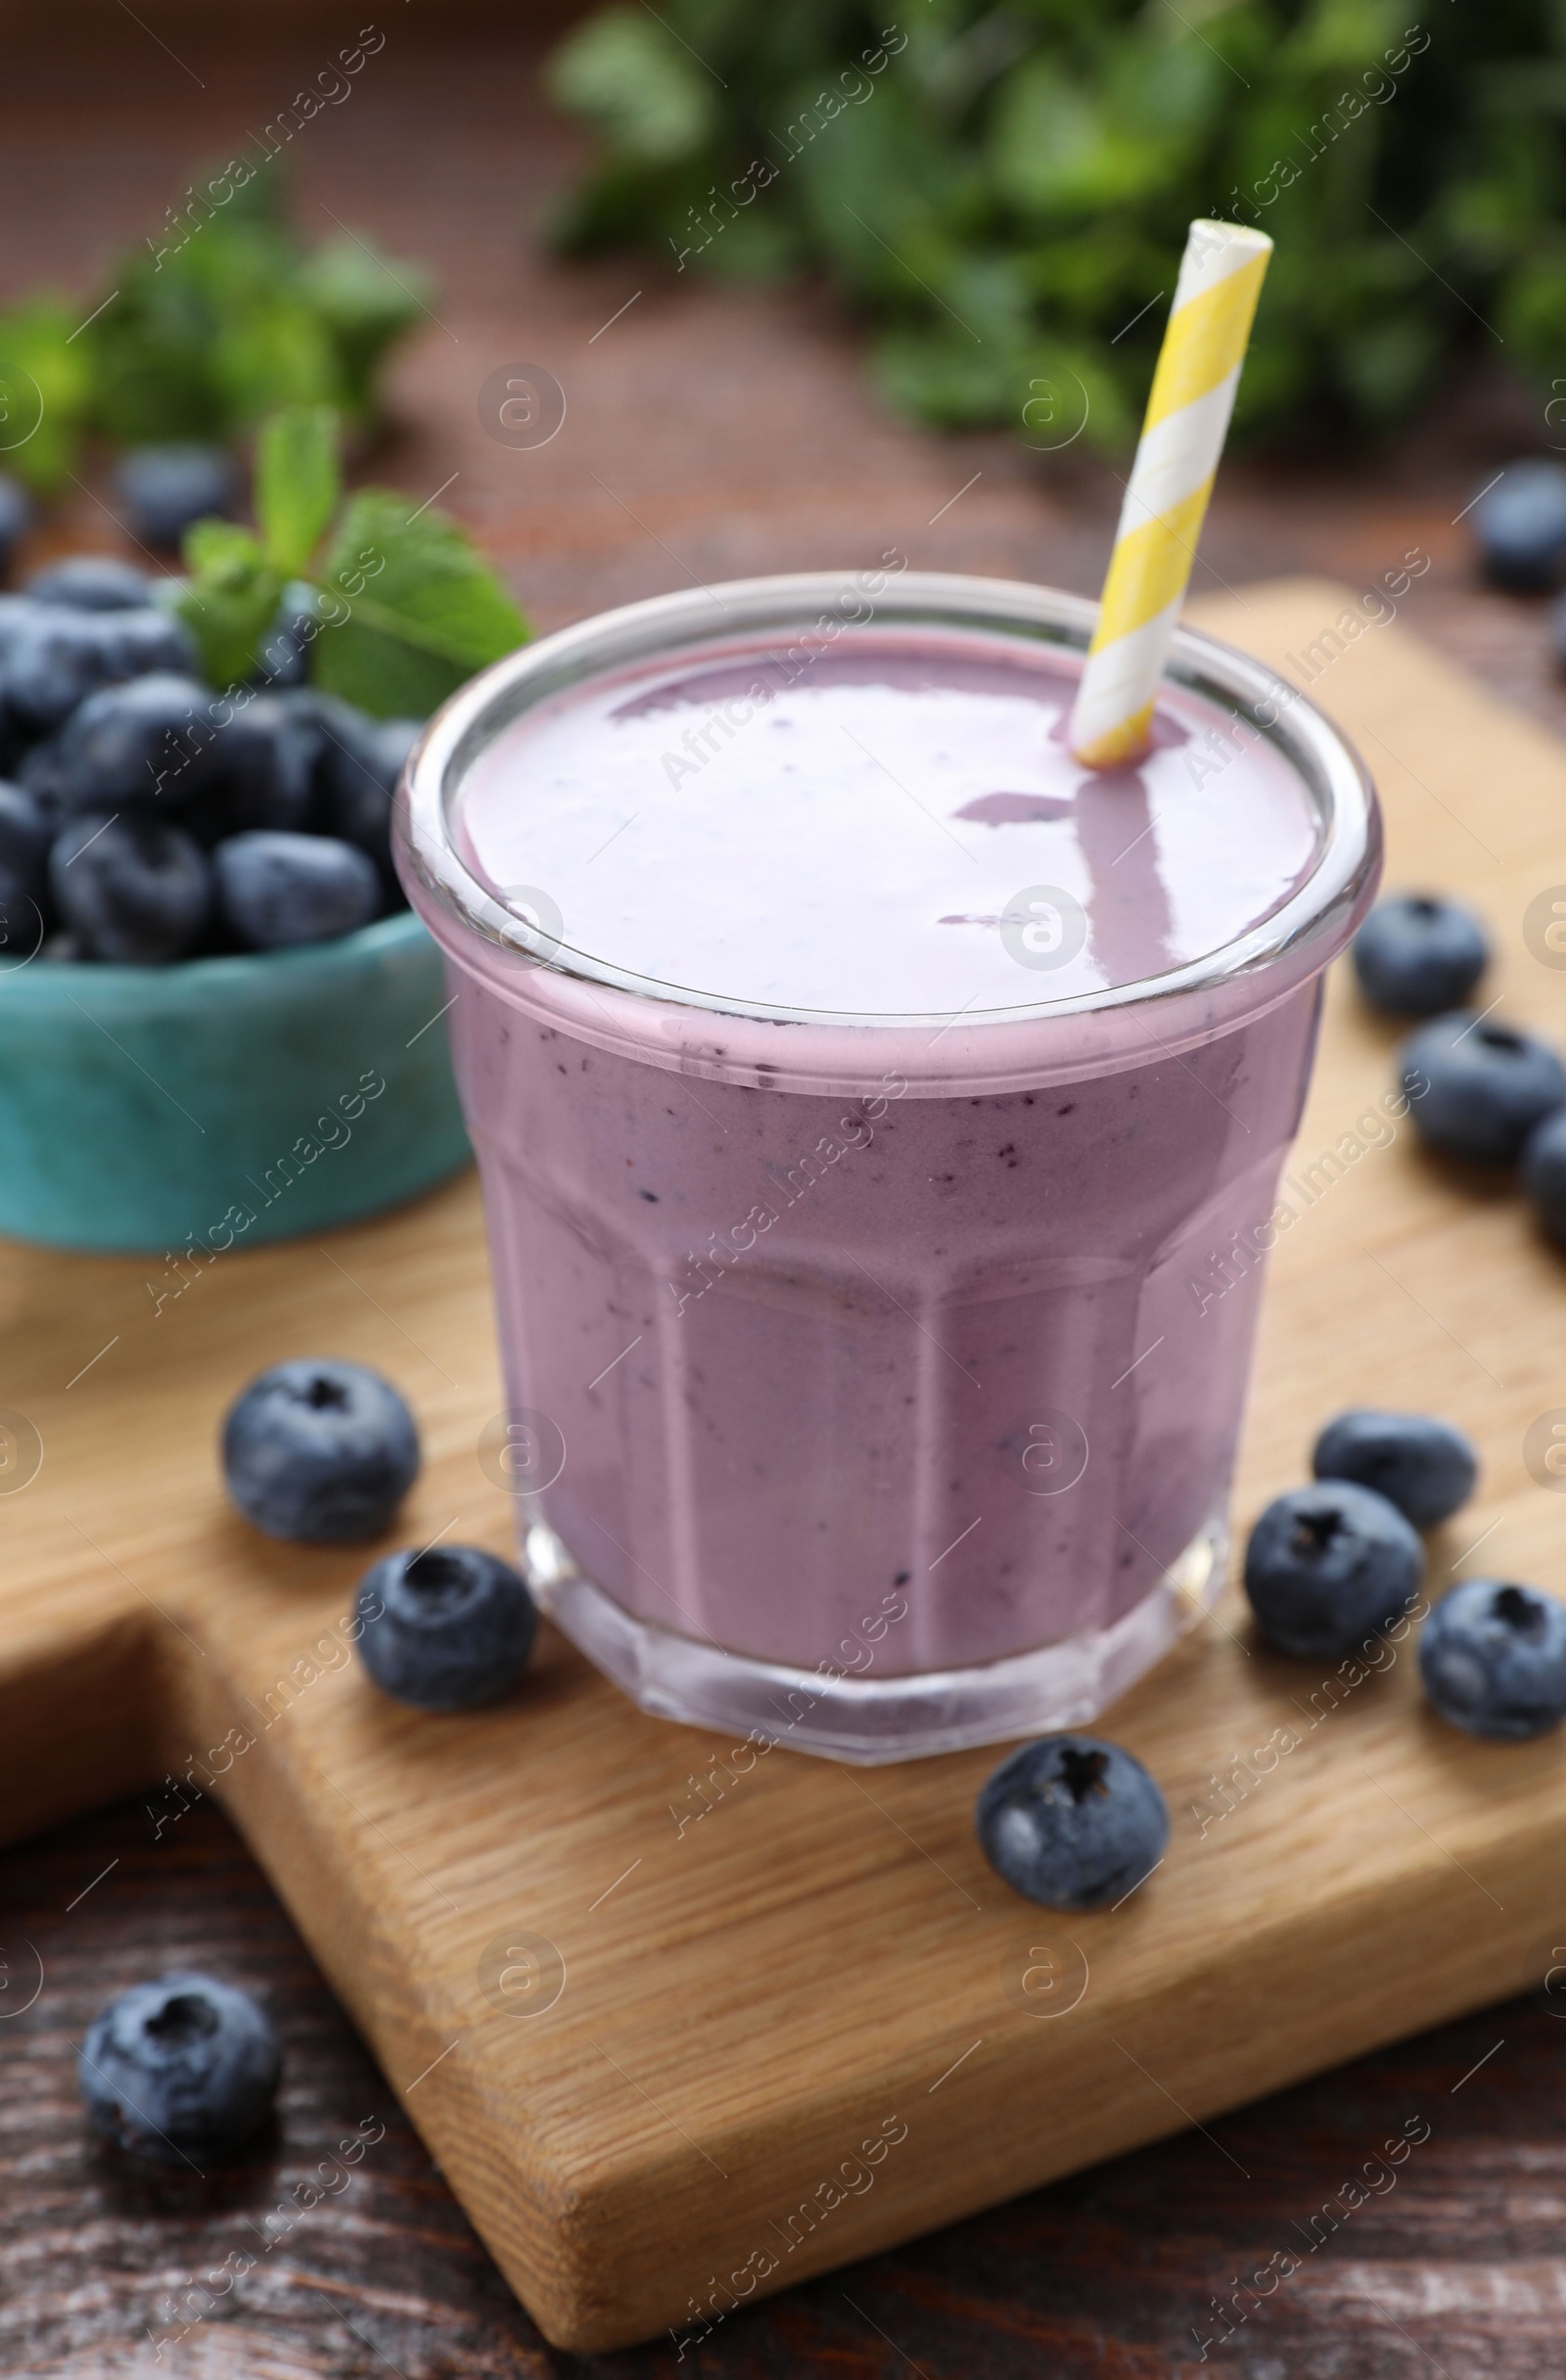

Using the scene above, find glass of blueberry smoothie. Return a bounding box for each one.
[397,572,1379,1761]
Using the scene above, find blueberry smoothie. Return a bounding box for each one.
[399,573,1378,1759]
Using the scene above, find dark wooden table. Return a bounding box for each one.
[4,15,1566,2376]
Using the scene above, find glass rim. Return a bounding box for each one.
[396,571,1380,1091]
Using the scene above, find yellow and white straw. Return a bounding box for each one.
[1069,219,1272,769]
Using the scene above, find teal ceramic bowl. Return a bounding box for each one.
[0,911,470,1253]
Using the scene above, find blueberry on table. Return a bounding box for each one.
[355,1545,537,1712]
[79,1970,280,2164]
[1521,1109,1566,1248]
[1472,460,1566,593]
[113,441,236,548]
[50,812,211,963]
[0,473,33,577]
[5,604,196,728]
[222,1357,420,1542]
[214,830,381,948]
[975,1733,1169,1911]
[1312,1409,1478,1530]
[1352,893,1488,1017]
[1420,1579,1566,1739]
[1244,1481,1424,1659]
[56,672,220,809]
[1400,1012,1566,1165]
[25,554,152,611]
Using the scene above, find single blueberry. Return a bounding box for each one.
[79,1970,280,2164]
[1524,1106,1566,1248]
[26,554,153,611]
[1473,461,1566,593]
[214,830,381,949]
[50,812,210,963]
[1352,894,1488,1017]
[222,1357,420,1542]
[0,780,54,900]
[1312,1409,1478,1530]
[56,672,221,810]
[975,1733,1169,1910]
[355,1545,537,1712]
[1420,1579,1566,1739]
[113,441,236,549]
[1244,1481,1424,1659]
[5,605,196,728]
[198,693,320,838]
[0,474,34,578]
[1401,1012,1566,1166]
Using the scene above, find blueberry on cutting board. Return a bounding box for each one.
[222,1358,420,1542]
[1312,1409,1477,1530]
[79,1971,280,2163]
[1420,1580,1566,1739]
[1244,1482,1424,1659]
[1400,1013,1566,1165]
[1352,893,1488,1017]
[975,1734,1169,1910]
[355,1545,536,1711]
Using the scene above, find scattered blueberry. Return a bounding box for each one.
[1419,1579,1566,1739]
[1473,460,1566,593]
[1523,1107,1566,1248]
[1353,893,1488,1017]
[113,441,236,549]
[222,1357,420,1542]
[1400,1012,1566,1165]
[0,474,33,579]
[50,812,210,963]
[1312,1409,1478,1530]
[975,1733,1169,1910]
[26,554,152,611]
[56,672,219,809]
[355,1545,537,1712]
[5,604,195,727]
[1244,1481,1424,1659]
[79,1970,280,2164]
[214,830,381,949]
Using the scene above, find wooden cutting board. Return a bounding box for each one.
[4,579,1564,2354]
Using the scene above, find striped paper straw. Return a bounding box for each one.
[1069,219,1272,769]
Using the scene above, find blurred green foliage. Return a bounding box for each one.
[546,0,1566,452]
[0,165,430,491]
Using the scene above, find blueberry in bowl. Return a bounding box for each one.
[1244,1481,1424,1659]
[114,441,237,550]
[975,1733,1169,1910]
[355,1544,537,1712]
[79,1970,280,2164]
[1420,1579,1566,1740]
[1400,1012,1566,1166]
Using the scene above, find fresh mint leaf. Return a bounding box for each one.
[255,403,341,577]
[174,519,280,691]
[0,298,91,492]
[310,488,530,719]
[548,9,715,163]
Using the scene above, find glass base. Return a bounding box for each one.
[521,1513,1227,1764]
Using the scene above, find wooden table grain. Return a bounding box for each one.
[5,15,1566,2377]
